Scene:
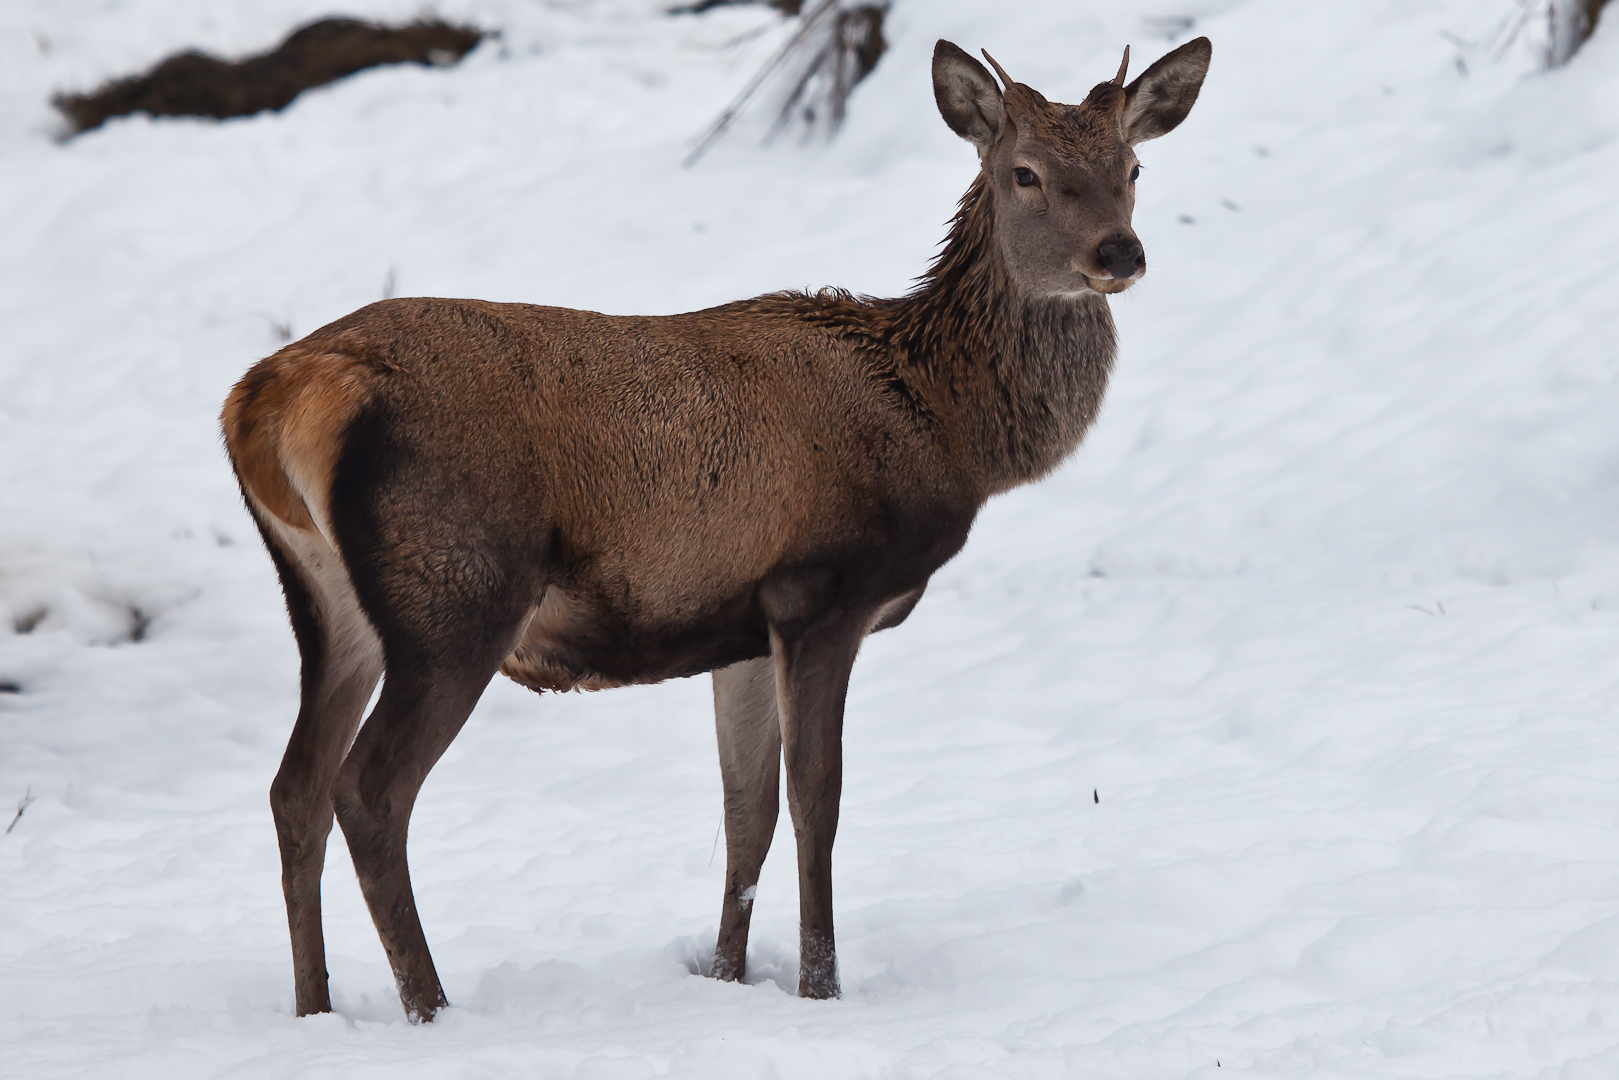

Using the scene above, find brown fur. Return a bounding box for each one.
[222,334,386,536]
[222,37,1210,1021]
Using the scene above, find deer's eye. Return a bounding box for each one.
[1013,167,1039,188]
[1130,164,1141,182]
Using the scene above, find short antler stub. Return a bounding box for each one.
[1113,45,1131,86]
[981,49,1015,92]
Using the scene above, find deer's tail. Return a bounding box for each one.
[221,336,382,545]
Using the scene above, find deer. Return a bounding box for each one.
[220,36,1211,1022]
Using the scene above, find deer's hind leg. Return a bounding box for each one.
[257,519,384,1017]
[326,516,539,1022]
[711,655,782,983]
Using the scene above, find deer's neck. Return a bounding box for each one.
[890,174,1118,495]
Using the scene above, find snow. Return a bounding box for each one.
[3,0,1618,1076]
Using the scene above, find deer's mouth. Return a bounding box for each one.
[1086,275,1138,294]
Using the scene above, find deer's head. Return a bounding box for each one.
[933,37,1211,297]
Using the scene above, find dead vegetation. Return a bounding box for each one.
[1547,0,1611,64]
[765,3,885,139]
[12,607,47,635]
[53,17,484,136]
[9,599,155,644]
[6,789,36,833]
[1488,0,1612,67]
[683,0,888,166]
[671,1,804,13]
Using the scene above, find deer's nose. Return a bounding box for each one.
[1097,237,1144,279]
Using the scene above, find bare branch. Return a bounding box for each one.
[7,787,37,834]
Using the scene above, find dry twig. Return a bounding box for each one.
[7,787,37,834]
[684,0,887,166]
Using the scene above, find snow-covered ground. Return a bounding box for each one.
[3,0,1618,1075]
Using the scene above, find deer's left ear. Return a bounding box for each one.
[1122,37,1211,145]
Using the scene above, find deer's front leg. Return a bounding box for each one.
[769,611,863,1000]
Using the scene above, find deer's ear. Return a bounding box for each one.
[933,40,1004,156]
[1122,36,1210,145]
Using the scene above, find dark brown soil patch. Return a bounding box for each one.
[671,1,803,13]
[53,17,485,136]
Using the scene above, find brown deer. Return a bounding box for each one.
[221,36,1211,1022]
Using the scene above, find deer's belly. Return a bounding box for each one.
[498,583,768,694]
[495,576,927,695]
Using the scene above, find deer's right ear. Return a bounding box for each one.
[933,40,1004,156]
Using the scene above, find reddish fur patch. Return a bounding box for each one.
[222,334,379,534]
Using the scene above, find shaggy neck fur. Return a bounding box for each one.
[756,170,1119,496]
[885,172,1118,494]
